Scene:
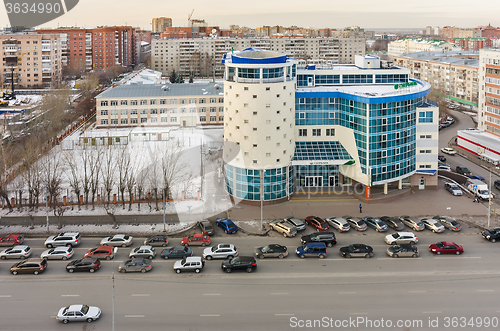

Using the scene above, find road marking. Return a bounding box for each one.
[477,290,494,292]
[200,314,219,317]
[409,291,426,293]
[271,293,289,295]
[0,295,11,298]
[131,294,150,297]
[377,257,422,260]
[434,256,481,259]
[125,315,145,318]
[350,312,368,315]
[423,311,442,314]
[61,295,79,297]
[203,293,221,296]
[275,314,295,316]
[339,292,357,294]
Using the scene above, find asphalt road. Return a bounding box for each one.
[1,224,499,331]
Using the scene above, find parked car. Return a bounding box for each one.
[40,246,74,260]
[362,216,388,232]
[438,165,452,172]
[10,258,47,275]
[66,258,101,273]
[441,147,457,155]
[129,246,156,259]
[0,234,24,246]
[380,216,405,231]
[421,218,445,233]
[429,241,464,255]
[181,234,211,246]
[339,244,373,258]
[100,234,133,247]
[387,244,419,258]
[304,216,330,231]
[384,232,418,245]
[84,246,114,260]
[325,216,350,232]
[215,218,238,234]
[438,155,446,162]
[56,304,101,324]
[444,182,463,196]
[456,166,472,177]
[494,180,500,191]
[199,221,215,236]
[283,216,306,231]
[432,216,462,231]
[300,232,337,247]
[343,216,367,231]
[173,256,205,274]
[398,216,425,231]
[295,242,327,259]
[161,246,193,260]
[482,228,500,242]
[118,258,152,273]
[0,245,32,259]
[254,244,288,259]
[469,175,485,182]
[269,220,297,237]
[144,235,168,247]
[221,256,257,273]
[44,232,81,248]
[202,243,238,260]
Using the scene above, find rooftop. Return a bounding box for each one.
[96,83,224,99]
[396,51,479,68]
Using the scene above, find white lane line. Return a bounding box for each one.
[275,314,295,316]
[477,290,494,292]
[0,295,12,298]
[423,311,442,314]
[271,293,289,295]
[409,291,426,293]
[203,293,221,296]
[339,292,357,294]
[200,314,220,317]
[433,256,481,259]
[131,294,150,297]
[349,312,368,315]
[61,295,79,297]
[377,257,422,260]
[125,315,145,318]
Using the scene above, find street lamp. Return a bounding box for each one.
[112,246,118,331]
[162,189,167,232]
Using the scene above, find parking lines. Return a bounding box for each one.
[339,292,357,294]
[200,314,219,317]
[409,291,426,293]
[131,294,150,297]
[61,295,79,297]
[203,293,221,296]
[0,295,11,298]
[125,315,145,318]
[271,293,289,295]
[477,290,494,292]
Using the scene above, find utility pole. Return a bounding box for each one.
[488,168,492,228]
[162,189,166,232]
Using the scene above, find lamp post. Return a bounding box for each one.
[162,189,166,232]
[488,169,492,228]
[112,246,118,331]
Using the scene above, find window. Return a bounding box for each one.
[170,108,177,114]
[180,99,187,104]
[219,107,224,112]
[151,118,157,123]
[266,153,271,157]
[141,118,147,123]
[131,118,138,124]
[298,129,307,137]
[151,109,158,114]
[210,98,216,103]
[253,127,257,131]
[141,109,148,114]
[121,100,128,106]
[266,136,271,140]
[171,117,177,122]
[312,129,321,136]
[418,111,433,123]
[121,119,128,124]
[110,100,118,106]
[190,107,196,113]
[130,109,138,115]
[253,95,257,98]
[189,98,196,104]
[199,116,206,122]
[100,101,108,106]
[170,99,177,104]
[101,119,108,125]
[253,160,258,164]
[326,128,335,136]
[100,110,108,116]
[199,107,206,113]
[276,159,280,162]
[253,144,257,148]
[131,100,138,106]
[160,99,167,105]
[161,117,168,123]
[253,111,257,115]
[276,126,280,131]
[121,109,128,115]
[140,100,147,105]
[244,87,248,91]
[210,116,216,122]
[110,109,118,115]
[210,107,216,113]
[150,100,157,105]
[244,120,249,124]
[266,87,270,91]
[111,119,118,125]
[160,108,168,114]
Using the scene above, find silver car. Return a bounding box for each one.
[202,244,238,260]
[387,245,419,258]
[173,256,205,274]
[129,246,156,259]
[0,245,32,259]
[56,304,101,324]
[100,234,133,247]
[433,216,462,232]
[384,232,418,245]
[44,232,81,248]
[421,218,445,233]
[399,216,425,231]
[118,258,152,273]
[41,246,74,260]
[283,216,306,231]
[325,216,350,232]
[343,216,367,231]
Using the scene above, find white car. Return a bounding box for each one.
[441,147,456,155]
[385,232,418,245]
[325,217,350,232]
[173,256,205,274]
[421,218,445,233]
[44,232,81,248]
[129,246,156,259]
[202,243,238,260]
[444,182,463,196]
[438,165,451,172]
[283,216,306,231]
[41,246,74,260]
[56,304,101,324]
[100,234,133,247]
[0,245,32,259]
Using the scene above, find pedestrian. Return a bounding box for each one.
[473,196,478,203]
[359,203,362,213]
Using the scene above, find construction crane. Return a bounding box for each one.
[188,9,194,27]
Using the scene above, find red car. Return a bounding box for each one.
[429,241,464,255]
[181,234,211,247]
[305,216,330,231]
[84,246,115,260]
[0,234,24,246]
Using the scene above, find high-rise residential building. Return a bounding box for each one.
[152,37,365,78]
[434,27,440,36]
[442,26,481,39]
[388,38,460,56]
[393,51,479,106]
[426,26,432,36]
[152,17,172,33]
[1,32,62,89]
[222,49,439,204]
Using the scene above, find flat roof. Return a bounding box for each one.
[396,51,479,68]
[458,129,500,152]
[96,83,224,99]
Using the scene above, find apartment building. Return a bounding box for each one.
[1,32,62,89]
[152,17,172,33]
[95,83,224,129]
[478,49,500,136]
[393,51,479,106]
[442,26,481,39]
[388,38,459,56]
[152,37,365,78]
[452,38,493,51]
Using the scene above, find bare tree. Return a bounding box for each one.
[88,146,103,210]
[136,170,147,212]
[117,148,131,209]
[101,146,116,206]
[79,146,92,207]
[0,142,14,211]
[161,141,188,200]
[147,154,161,211]
[42,152,64,211]
[125,161,136,212]
[54,205,68,229]
[64,151,82,210]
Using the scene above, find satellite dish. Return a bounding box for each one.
[212,29,217,34]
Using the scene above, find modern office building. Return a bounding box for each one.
[222,49,439,204]
[393,51,479,106]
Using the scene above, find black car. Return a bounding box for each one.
[339,244,373,258]
[456,166,472,177]
[221,256,257,273]
[438,154,446,162]
[144,235,168,247]
[66,258,101,273]
[494,180,500,191]
[254,244,288,259]
[300,232,337,247]
[160,246,193,259]
[380,216,405,231]
[482,228,500,242]
[199,221,215,236]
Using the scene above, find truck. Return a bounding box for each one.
[467,179,492,200]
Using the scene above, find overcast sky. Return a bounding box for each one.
[1,0,498,31]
